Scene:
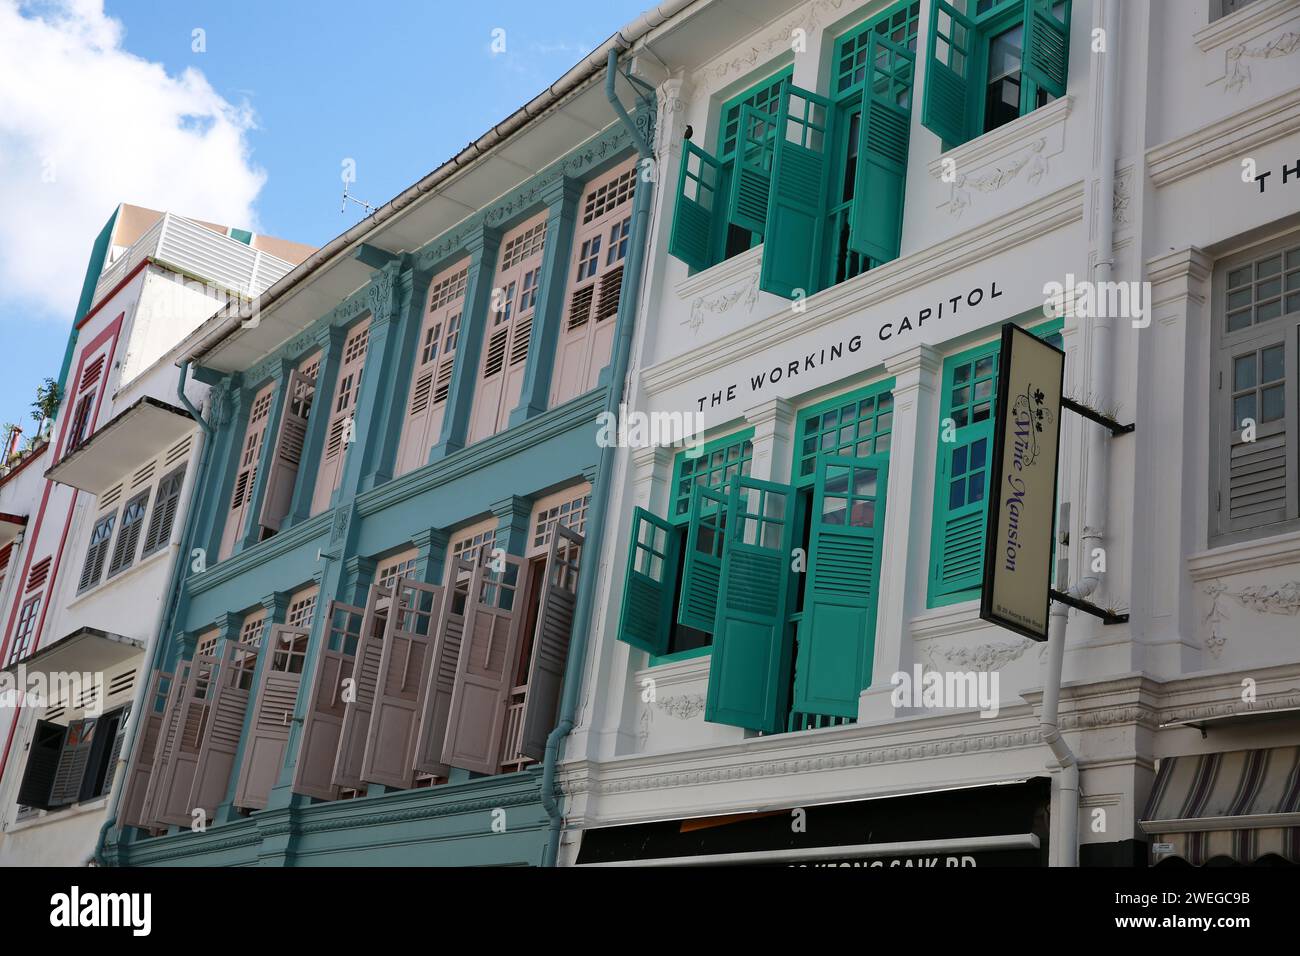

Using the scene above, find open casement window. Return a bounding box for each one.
[78,511,116,593]
[705,476,797,733]
[677,484,728,633]
[441,556,529,775]
[17,720,65,811]
[311,318,371,515]
[117,670,171,831]
[396,264,468,476]
[846,35,914,264]
[759,83,836,300]
[188,641,257,818]
[412,558,474,776]
[514,525,583,762]
[793,454,889,719]
[331,584,390,791]
[668,141,728,272]
[97,704,131,799]
[139,661,190,826]
[150,653,217,827]
[292,601,363,800]
[468,215,547,444]
[1213,240,1300,542]
[359,578,443,788]
[929,321,1062,606]
[107,489,149,578]
[921,0,1070,150]
[220,382,275,560]
[141,465,186,558]
[528,485,592,556]
[48,718,98,807]
[552,159,637,407]
[258,364,317,534]
[234,624,309,810]
[616,509,680,656]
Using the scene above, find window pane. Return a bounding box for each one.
[1261,384,1285,423]
[1234,393,1256,427]
[1227,266,1252,288]
[953,444,968,476]
[1227,309,1252,332]
[854,468,878,497]
[822,497,847,525]
[968,470,985,503]
[826,466,850,496]
[1234,353,1257,390]
[1257,254,1282,278]
[1261,344,1285,382]
[1257,299,1282,323]
[975,356,994,378]
[949,478,966,510]
[1227,288,1252,310]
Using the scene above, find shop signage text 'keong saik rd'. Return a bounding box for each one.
[980,323,1065,641]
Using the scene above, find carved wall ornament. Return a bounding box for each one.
[938,138,1051,219]
[657,694,707,720]
[684,270,760,333]
[1223,30,1300,93]
[1113,165,1134,226]
[695,0,848,84]
[921,637,1035,672]
[1202,578,1300,658]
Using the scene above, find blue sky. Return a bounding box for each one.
[0,0,650,440]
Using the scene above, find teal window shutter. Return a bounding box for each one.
[617,508,680,655]
[759,83,835,300]
[921,0,977,148]
[1021,0,1071,99]
[727,104,775,236]
[677,484,728,632]
[668,141,727,272]
[849,34,915,264]
[930,343,999,602]
[705,476,797,732]
[794,453,889,719]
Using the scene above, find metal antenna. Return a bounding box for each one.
[340,182,378,216]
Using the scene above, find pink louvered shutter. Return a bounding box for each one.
[139,661,191,827]
[395,265,468,476]
[117,670,171,831]
[440,556,529,774]
[258,366,315,533]
[187,642,257,818]
[551,160,636,407]
[412,559,473,776]
[233,625,308,810]
[48,717,97,807]
[330,584,388,790]
[516,525,583,761]
[220,384,276,560]
[360,578,443,788]
[291,600,364,800]
[467,214,547,444]
[152,653,218,827]
[311,319,370,515]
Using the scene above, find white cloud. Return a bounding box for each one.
[0,0,267,320]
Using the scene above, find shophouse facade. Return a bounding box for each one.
[98,50,658,865]
[0,205,311,865]
[561,0,1300,867]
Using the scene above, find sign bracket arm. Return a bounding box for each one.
[1049,587,1129,625]
[1060,397,1134,437]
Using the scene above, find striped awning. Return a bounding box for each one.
[1141,747,1300,865]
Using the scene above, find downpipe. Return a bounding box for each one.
[539,49,654,867]
[92,360,213,864]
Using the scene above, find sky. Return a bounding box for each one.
[0,0,651,441]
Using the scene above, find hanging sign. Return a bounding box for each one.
[979,323,1065,641]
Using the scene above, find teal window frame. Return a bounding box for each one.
[926,317,1064,608]
[715,67,793,259]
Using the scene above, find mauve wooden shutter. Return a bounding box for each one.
[48,718,97,806]
[396,264,468,476]
[411,559,474,776]
[292,600,364,800]
[516,526,583,761]
[331,584,389,790]
[140,663,190,827]
[153,653,219,827]
[118,670,170,830]
[187,642,257,818]
[100,702,132,795]
[468,214,548,443]
[361,578,444,788]
[258,368,314,533]
[17,720,65,810]
[233,625,308,810]
[440,556,529,774]
[220,384,275,560]
[552,159,637,407]
[311,319,370,515]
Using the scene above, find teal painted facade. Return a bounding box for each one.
[100,94,654,867]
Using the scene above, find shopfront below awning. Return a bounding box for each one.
[1141,747,1300,866]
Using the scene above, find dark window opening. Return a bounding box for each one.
[666,526,710,656]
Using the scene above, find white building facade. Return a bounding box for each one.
[560,0,1300,866]
[0,207,311,866]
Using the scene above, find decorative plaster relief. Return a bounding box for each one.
[1202,579,1300,657]
[684,269,760,334]
[920,637,1037,672]
[695,0,847,85]
[1222,30,1300,93]
[937,139,1052,219]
